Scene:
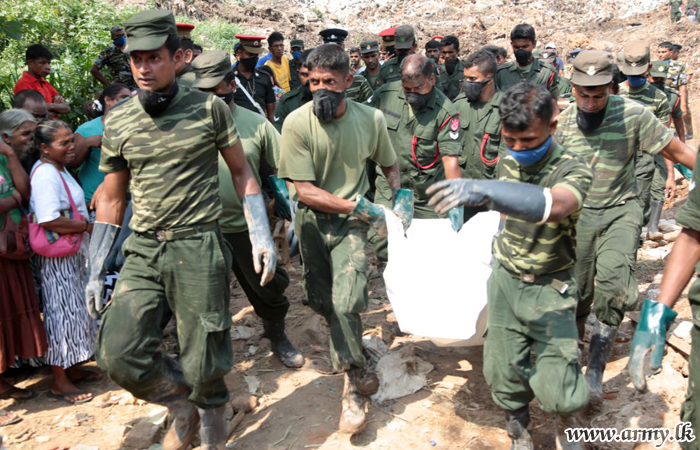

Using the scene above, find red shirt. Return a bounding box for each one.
[14,71,59,103]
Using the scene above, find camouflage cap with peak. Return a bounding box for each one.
[649,60,670,78]
[124,10,177,53]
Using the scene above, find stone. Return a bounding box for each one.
[121,422,162,449]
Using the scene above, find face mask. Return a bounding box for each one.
[113,36,126,47]
[240,56,258,71]
[138,83,179,117]
[576,105,607,133]
[396,51,408,64]
[652,80,666,90]
[462,79,491,102]
[445,61,457,75]
[405,91,432,111]
[217,91,235,105]
[292,50,302,61]
[507,135,552,167]
[514,49,532,66]
[302,83,312,100]
[627,75,647,88]
[312,88,344,123]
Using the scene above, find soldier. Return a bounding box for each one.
[192,50,302,369]
[369,53,463,264]
[425,39,441,66]
[541,50,572,97]
[378,27,397,63]
[87,11,277,450]
[360,40,381,90]
[277,44,408,434]
[671,43,694,140]
[671,0,683,22]
[376,25,418,87]
[90,25,136,90]
[482,44,508,66]
[438,35,465,101]
[289,39,304,90]
[232,35,276,121]
[496,24,559,98]
[175,23,196,87]
[554,50,696,408]
[428,82,594,450]
[274,49,313,132]
[319,28,373,103]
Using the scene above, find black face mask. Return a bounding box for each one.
[514,49,532,66]
[216,91,235,105]
[396,51,409,64]
[462,79,491,102]
[138,83,179,117]
[302,82,312,100]
[405,91,432,111]
[652,80,666,91]
[240,56,258,71]
[445,61,457,75]
[312,88,344,123]
[576,105,607,133]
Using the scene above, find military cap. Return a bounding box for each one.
[191,50,232,89]
[672,43,683,51]
[176,23,195,39]
[320,28,348,44]
[533,49,541,59]
[431,35,444,41]
[540,50,556,65]
[290,39,304,49]
[359,39,380,54]
[235,34,265,55]
[394,25,415,50]
[124,10,177,53]
[379,27,397,47]
[650,60,670,78]
[618,40,650,76]
[571,50,614,86]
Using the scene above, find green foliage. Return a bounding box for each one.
[175,15,246,54]
[310,7,324,19]
[0,17,23,40]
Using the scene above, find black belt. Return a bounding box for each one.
[138,221,219,242]
[498,263,570,294]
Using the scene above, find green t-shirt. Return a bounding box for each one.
[100,87,240,232]
[278,100,397,202]
[218,105,280,234]
[0,155,21,225]
[555,95,673,209]
[495,142,593,276]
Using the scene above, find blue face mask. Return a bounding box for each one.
[627,75,647,88]
[292,50,302,61]
[507,135,552,167]
[113,36,126,47]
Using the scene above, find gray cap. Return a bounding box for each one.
[618,40,650,76]
[359,40,380,54]
[571,50,614,86]
[394,25,415,50]
[191,50,232,89]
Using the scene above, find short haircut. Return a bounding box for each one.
[268,32,284,45]
[12,89,46,108]
[349,47,360,54]
[180,37,194,51]
[425,40,441,50]
[193,43,203,52]
[659,41,674,50]
[110,25,124,34]
[306,44,350,75]
[510,24,536,42]
[223,69,236,85]
[672,44,683,52]
[164,33,181,56]
[26,44,52,62]
[0,109,36,138]
[441,35,459,50]
[35,119,71,148]
[299,49,314,67]
[464,50,498,77]
[611,64,624,95]
[499,83,553,132]
[400,55,434,81]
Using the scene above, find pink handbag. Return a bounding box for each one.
[28,163,84,258]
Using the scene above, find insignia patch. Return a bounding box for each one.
[586,65,596,76]
[400,37,406,43]
[660,66,666,72]
[630,62,638,67]
[273,116,280,122]
[450,131,459,140]
[450,118,460,131]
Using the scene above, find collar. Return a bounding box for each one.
[24,71,46,83]
[509,59,542,73]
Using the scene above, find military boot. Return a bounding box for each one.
[348,359,379,396]
[586,320,618,406]
[505,406,534,450]
[262,319,304,368]
[647,200,664,241]
[198,405,227,450]
[338,371,367,435]
[556,414,584,450]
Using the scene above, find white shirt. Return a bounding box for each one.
[30,161,88,224]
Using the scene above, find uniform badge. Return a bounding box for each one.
[586,66,597,76]
[630,61,638,67]
[450,118,459,132]
[660,66,666,72]
[450,131,459,140]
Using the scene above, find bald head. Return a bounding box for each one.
[400,54,434,81]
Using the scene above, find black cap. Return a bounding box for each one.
[320,28,348,44]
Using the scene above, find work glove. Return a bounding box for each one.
[85,223,121,319]
[268,175,292,221]
[448,206,464,232]
[392,188,414,231]
[351,196,388,237]
[427,179,551,224]
[629,298,678,391]
[675,163,693,180]
[243,194,278,286]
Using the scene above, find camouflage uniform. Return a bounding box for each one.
[438,59,465,101]
[278,101,396,370]
[485,142,593,414]
[555,95,673,328]
[667,60,695,137]
[177,65,196,88]
[345,75,374,104]
[671,0,683,22]
[495,59,560,98]
[651,87,684,203]
[96,87,239,408]
[94,45,136,89]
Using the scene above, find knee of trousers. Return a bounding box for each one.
[529,354,590,414]
[96,342,161,397]
[332,271,368,316]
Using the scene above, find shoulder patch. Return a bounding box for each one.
[450,117,460,132]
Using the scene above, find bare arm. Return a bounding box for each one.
[220,140,261,199]
[665,157,677,200]
[547,187,581,222]
[442,155,461,179]
[69,133,102,168]
[0,192,22,214]
[674,115,686,143]
[0,142,29,200]
[295,181,356,214]
[380,161,400,191]
[47,100,71,115]
[656,228,700,309]
[660,137,697,169]
[90,64,110,87]
[266,103,276,123]
[94,169,129,226]
[680,84,688,112]
[41,216,91,234]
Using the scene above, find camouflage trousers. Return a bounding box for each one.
[650,154,670,204]
[636,153,656,225]
[295,205,369,370]
[96,227,233,409]
[575,201,643,328]
[483,262,590,414]
[680,278,700,450]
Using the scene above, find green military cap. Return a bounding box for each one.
[540,50,556,66]
[394,25,415,50]
[191,50,232,89]
[290,39,304,49]
[650,60,670,78]
[124,10,177,53]
[359,39,380,54]
[571,50,614,86]
[618,40,650,76]
[533,49,541,59]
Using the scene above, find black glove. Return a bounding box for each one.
[427,179,551,224]
[85,223,121,319]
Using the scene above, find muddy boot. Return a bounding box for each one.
[339,371,366,435]
[263,319,304,368]
[556,414,584,450]
[647,200,664,241]
[198,405,227,450]
[505,406,534,450]
[586,320,618,407]
[348,362,379,396]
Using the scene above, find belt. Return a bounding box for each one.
[138,221,219,242]
[500,264,570,294]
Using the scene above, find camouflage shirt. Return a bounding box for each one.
[94,45,135,88]
[555,95,673,209]
[666,60,688,89]
[346,75,374,104]
[495,59,559,98]
[618,82,671,125]
[100,87,240,232]
[675,145,700,277]
[363,71,381,91]
[495,142,592,276]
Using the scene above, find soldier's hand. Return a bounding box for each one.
[666,177,677,200]
[351,196,388,237]
[629,299,678,391]
[242,194,278,286]
[85,223,121,319]
[427,179,489,214]
[392,188,414,231]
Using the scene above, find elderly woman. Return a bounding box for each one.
[30,119,98,404]
[0,110,47,412]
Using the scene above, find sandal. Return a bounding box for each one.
[0,410,22,427]
[0,387,36,401]
[47,390,93,405]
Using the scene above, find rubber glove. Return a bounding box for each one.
[243,194,277,286]
[351,196,387,237]
[448,206,464,232]
[392,188,414,231]
[268,175,292,221]
[675,163,693,180]
[85,223,121,319]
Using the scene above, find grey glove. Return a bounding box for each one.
[85,222,121,319]
[243,193,277,286]
[427,179,551,223]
